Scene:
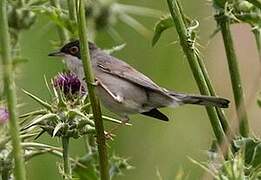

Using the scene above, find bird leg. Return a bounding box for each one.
[105,116,130,139]
[94,78,123,103]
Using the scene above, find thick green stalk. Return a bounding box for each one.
[166,0,227,145]
[252,27,261,61]
[50,0,69,44]
[62,137,71,180]
[217,14,249,137]
[67,0,77,41]
[0,0,26,180]
[76,0,109,180]
[196,55,232,135]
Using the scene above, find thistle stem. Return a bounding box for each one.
[67,0,77,23]
[216,14,249,137]
[76,0,109,180]
[1,168,9,180]
[252,27,261,62]
[0,1,26,180]
[166,0,228,145]
[62,137,71,180]
[196,55,232,135]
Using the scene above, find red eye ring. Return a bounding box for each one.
[69,46,79,54]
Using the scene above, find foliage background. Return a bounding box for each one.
[13,0,260,179]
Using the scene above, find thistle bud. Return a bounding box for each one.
[0,108,9,124]
[53,72,85,96]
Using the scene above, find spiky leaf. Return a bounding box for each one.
[152,15,174,46]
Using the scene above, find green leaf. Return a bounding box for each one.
[234,137,261,169]
[53,122,64,137]
[22,89,53,111]
[19,109,47,118]
[152,15,174,46]
[31,6,77,36]
[109,155,133,179]
[23,113,57,130]
[68,110,94,126]
[73,153,99,180]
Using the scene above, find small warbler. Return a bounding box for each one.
[49,41,229,122]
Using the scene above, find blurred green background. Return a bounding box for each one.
[14,0,260,179]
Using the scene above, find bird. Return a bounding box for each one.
[48,40,230,122]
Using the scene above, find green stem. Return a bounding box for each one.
[62,137,71,180]
[1,168,9,180]
[18,0,25,7]
[252,27,261,62]
[216,14,249,137]
[67,0,77,40]
[50,0,69,44]
[76,0,109,180]
[67,0,77,22]
[82,99,96,154]
[196,55,232,135]
[166,0,227,145]
[0,1,27,180]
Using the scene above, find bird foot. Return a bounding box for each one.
[104,131,115,141]
[106,117,129,136]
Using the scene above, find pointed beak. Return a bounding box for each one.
[48,51,65,57]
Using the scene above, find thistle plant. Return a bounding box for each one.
[151,0,261,178]
[1,0,260,179]
[21,71,130,179]
[0,0,27,179]
[152,0,230,148]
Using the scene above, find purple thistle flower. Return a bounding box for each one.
[53,72,85,96]
[0,107,9,124]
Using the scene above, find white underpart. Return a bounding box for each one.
[63,54,85,82]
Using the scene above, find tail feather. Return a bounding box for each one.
[169,92,230,108]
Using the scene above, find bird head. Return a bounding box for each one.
[48,40,97,60]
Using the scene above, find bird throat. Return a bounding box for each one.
[64,55,85,82]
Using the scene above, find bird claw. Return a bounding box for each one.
[104,131,115,140]
[84,78,100,87]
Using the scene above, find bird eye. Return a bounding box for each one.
[69,46,79,55]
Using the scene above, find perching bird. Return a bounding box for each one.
[48,40,229,122]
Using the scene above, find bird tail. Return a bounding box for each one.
[169,92,230,108]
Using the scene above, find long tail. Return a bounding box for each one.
[169,92,230,108]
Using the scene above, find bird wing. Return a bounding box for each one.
[95,53,167,94]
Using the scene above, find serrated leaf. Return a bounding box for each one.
[152,15,174,46]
